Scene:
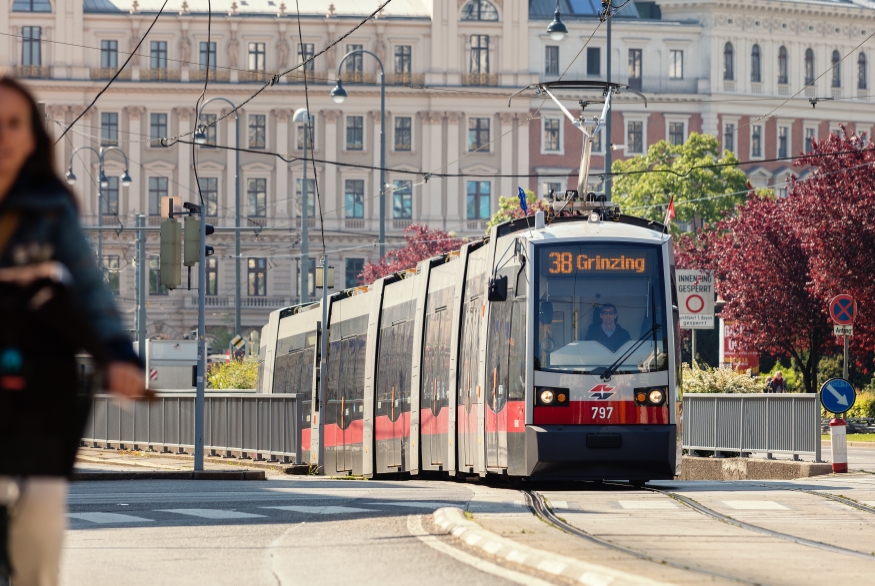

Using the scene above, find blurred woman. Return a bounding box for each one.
[0,77,148,586]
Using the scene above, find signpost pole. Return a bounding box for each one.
[843,334,849,381]
[691,330,697,365]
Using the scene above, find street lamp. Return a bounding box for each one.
[195,97,241,337]
[330,48,387,260]
[546,0,568,42]
[66,145,132,274]
[293,107,313,304]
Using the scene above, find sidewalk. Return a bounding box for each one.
[73,448,270,480]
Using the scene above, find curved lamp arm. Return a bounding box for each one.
[195,96,239,144]
[335,49,384,82]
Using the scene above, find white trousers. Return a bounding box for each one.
[1,477,67,586]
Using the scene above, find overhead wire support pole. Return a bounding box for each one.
[605,0,613,199]
[137,214,147,360]
[194,96,240,337]
[195,203,207,471]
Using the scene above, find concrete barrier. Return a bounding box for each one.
[680,455,832,480]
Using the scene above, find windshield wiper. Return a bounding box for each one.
[599,323,661,381]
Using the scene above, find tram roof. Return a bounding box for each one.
[516,216,670,245]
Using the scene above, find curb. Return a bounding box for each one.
[77,447,311,475]
[71,469,266,481]
[433,507,671,586]
[822,441,875,449]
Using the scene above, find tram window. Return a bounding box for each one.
[534,243,668,375]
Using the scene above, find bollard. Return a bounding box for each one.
[830,418,848,473]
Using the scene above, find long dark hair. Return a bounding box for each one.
[0,77,72,199]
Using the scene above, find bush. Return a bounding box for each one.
[207,358,258,390]
[848,392,875,418]
[681,363,764,396]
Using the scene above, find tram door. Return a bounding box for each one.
[458,296,480,469]
[487,300,511,469]
[424,308,449,465]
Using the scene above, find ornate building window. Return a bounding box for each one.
[859,53,868,90]
[461,0,498,21]
[751,44,762,83]
[778,46,788,84]
[805,48,815,85]
[832,50,842,88]
[723,42,734,81]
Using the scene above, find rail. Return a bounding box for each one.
[683,393,821,461]
[81,393,305,463]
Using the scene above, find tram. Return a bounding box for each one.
[256,81,678,482]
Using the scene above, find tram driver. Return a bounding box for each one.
[584,304,631,353]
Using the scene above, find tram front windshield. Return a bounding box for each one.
[533,242,668,375]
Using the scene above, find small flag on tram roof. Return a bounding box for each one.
[664,194,675,225]
[518,187,528,215]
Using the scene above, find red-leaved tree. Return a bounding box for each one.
[790,128,875,362]
[359,224,466,284]
[680,194,834,393]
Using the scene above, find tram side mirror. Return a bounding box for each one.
[488,275,508,302]
[539,301,554,324]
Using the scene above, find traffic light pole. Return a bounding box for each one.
[136,215,147,360]
[195,205,207,471]
[605,1,613,200]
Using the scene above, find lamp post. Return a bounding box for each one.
[194,97,241,337]
[292,108,314,304]
[66,146,132,274]
[605,0,613,199]
[330,49,387,260]
[546,0,569,42]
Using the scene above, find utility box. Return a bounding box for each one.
[145,340,198,390]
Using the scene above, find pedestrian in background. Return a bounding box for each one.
[0,77,150,586]
[767,371,787,394]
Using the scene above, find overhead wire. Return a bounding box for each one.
[56,0,170,145]
[295,0,324,251]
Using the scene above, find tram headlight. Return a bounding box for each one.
[648,389,665,405]
[539,389,555,404]
[634,386,668,406]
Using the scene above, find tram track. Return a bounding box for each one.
[523,490,766,586]
[743,481,875,516]
[597,481,875,561]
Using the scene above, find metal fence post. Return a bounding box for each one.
[765,397,773,459]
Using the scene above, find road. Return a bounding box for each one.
[60,447,875,586]
[61,477,531,586]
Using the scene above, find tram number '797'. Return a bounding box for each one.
[592,406,614,420]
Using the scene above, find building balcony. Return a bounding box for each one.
[778,84,790,96]
[623,76,699,94]
[392,219,412,230]
[147,215,164,226]
[462,73,498,86]
[723,79,736,92]
[190,69,231,82]
[247,217,267,228]
[751,81,763,94]
[184,295,289,309]
[465,220,489,232]
[295,217,315,229]
[386,73,425,86]
[90,67,132,81]
[13,65,50,78]
[804,85,816,98]
[342,72,377,84]
[344,218,365,230]
[140,69,182,82]
[831,87,843,99]
[239,70,275,83]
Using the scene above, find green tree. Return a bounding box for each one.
[207,358,259,389]
[485,189,550,234]
[611,133,749,236]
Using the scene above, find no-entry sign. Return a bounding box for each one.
[676,269,714,329]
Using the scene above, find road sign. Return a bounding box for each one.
[820,378,856,413]
[829,294,856,325]
[834,324,854,336]
[230,334,245,350]
[676,269,714,329]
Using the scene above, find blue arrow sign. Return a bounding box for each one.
[819,378,856,413]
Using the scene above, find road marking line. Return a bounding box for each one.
[538,560,567,575]
[722,501,789,510]
[262,505,376,514]
[618,500,678,510]
[864,501,875,507]
[406,515,555,586]
[580,570,614,586]
[157,508,266,519]
[67,512,154,524]
[364,501,461,509]
[550,500,569,509]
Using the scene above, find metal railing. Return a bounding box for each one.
[683,393,821,461]
[82,393,305,463]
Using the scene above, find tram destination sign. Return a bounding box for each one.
[676,269,714,329]
[540,246,657,277]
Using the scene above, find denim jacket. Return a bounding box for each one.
[0,172,137,365]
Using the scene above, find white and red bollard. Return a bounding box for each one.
[830,418,848,473]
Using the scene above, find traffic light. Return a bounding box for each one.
[183,215,215,267]
[159,217,182,289]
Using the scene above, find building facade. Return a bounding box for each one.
[4,0,875,339]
